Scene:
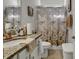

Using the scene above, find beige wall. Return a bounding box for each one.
[21,0,37,31]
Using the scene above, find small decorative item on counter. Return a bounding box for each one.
[19,28,24,36]
[10,29,16,35]
[23,25,27,35]
[27,23,32,35]
[5,23,12,31]
[5,32,12,39]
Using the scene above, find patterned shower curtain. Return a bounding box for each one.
[37,7,67,45]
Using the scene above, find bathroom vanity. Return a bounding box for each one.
[3,33,41,59]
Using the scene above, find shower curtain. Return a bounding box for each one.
[37,7,67,46]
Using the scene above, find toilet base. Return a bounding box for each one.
[41,49,48,58]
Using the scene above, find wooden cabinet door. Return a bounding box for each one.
[31,47,41,59]
[19,49,29,59]
[11,54,18,59]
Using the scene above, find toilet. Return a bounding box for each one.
[39,40,51,58]
[62,43,74,59]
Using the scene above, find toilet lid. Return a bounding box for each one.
[62,43,74,53]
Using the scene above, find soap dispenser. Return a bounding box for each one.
[19,28,24,36]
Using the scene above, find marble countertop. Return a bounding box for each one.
[3,33,41,59]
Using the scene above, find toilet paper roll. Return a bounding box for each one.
[27,23,32,35]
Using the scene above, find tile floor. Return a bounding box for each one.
[41,49,63,59]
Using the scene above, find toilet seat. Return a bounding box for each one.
[41,42,51,48]
[62,43,73,53]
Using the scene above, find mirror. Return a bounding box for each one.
[3,7,21,35]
